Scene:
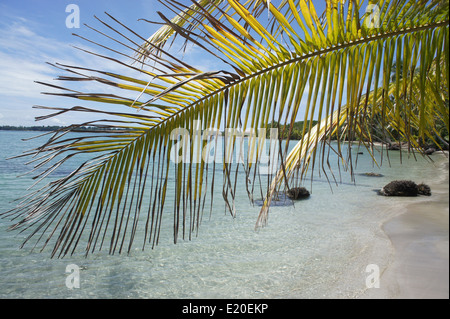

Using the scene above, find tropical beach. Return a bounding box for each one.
[0,131,447,299]
[362,155,449,299]
[309,148,449,299]
[0,0,449,302]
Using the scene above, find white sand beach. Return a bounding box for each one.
[361,154,449,299]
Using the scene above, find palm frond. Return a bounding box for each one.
[257,54,449,227]
[2,0,448,257]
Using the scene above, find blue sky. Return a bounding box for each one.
[0,1,331,127]
[0,0,190,126]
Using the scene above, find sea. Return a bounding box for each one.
[0,130,447,298]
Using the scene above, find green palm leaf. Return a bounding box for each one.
[2,0,448,257]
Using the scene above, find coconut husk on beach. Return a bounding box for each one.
[379,180,431,197]
[286,187,310,200]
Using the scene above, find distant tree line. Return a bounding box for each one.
[266,121,319,140]
[2,121,447,149]
[0,125,63,132]
[0,125,128,132]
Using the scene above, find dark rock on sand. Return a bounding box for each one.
[286,187,310,200]
[424,148,436,155]
[417,183,432,196]
[379,180,431,197]
[361,172,384,177]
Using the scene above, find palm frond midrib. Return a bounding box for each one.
[140,18,443,134]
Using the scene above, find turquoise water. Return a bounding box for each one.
[0,130,447,298]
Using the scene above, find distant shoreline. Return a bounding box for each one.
[0,125,62,132]
[0,125,128,133]
[1,128,448,153]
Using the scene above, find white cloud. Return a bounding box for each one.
[0,51,53,98]
[49,117,66,125]
[0,21,60,99]
[0,16,147,126]
[0,12,228,127]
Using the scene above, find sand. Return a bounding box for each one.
[361,154,449,299]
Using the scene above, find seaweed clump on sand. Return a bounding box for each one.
[417,183,432,196]
[286,187,310,200]
[362,172,384,177]
[379,180,431,197]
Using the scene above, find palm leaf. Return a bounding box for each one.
[2,0,448,257]
[258,53,449,227]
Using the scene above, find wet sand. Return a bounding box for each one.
[361,155,449,299]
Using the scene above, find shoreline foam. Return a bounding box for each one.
[360,154,449,299]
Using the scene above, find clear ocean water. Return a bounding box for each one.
[0,130,447,298]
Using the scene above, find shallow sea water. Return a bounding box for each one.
[0,130,447,298]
